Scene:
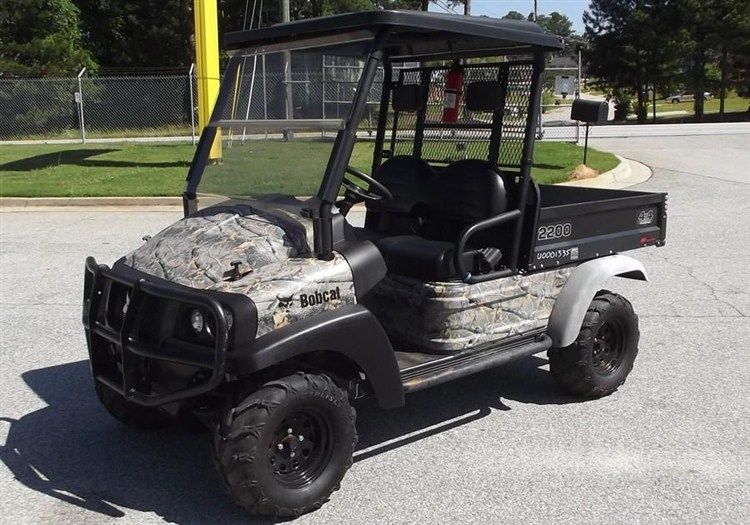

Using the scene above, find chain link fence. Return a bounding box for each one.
[538,65,581,141]
[0,69,198,141]
[1,58,585,143]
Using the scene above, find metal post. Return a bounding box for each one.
[282,0,294,140]
[512,50,545,270]
[242,54,259,141]
[188,63,197,145]
[321,54,326,138]
[77,67,87,143]
[576,47,582,143]
[583,123,590,165]
[193,0,222,159]
[261,53,268,139]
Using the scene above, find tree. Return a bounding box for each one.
[671,0,750,120]
[674,0,722,120]
[503,11,526,21]
[0,0,96,76]
[75,1,435,70]
[730,40,750,104]
[584,0,684,123]
[75,1,194,70]
[536,11,574,39]
[710,0,749,116]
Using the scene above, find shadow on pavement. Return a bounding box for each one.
[0,149,190,171]
[0,356,579,523]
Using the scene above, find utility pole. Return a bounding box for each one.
[533,0,538,22]
[464,0,471,15]
[193,0,222,159]
[282,0,294,140]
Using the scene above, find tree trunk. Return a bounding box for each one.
[421,0,429,11]
[652,86,657,121]
[719,46,728,119]
[693,50,706,122]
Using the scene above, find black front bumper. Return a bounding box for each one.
[83,257,256,407]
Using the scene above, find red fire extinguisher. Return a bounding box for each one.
[442,65,463,123]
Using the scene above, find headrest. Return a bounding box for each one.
[392,84,425,113]
[465,81,504,112]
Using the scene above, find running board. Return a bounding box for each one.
[400,334,553,393]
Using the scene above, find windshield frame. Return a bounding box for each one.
[183,36,382,214]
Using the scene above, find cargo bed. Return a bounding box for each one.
[523,185,667,271]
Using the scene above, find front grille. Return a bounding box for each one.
[104,280,131,331]
[83,257,230,406]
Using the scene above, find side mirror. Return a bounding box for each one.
[571,99,609,123]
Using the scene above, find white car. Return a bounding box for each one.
[669,92,712,103]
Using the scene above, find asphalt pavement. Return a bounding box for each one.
[1,134,748,524]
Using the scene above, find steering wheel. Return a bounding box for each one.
[342,166,393,203]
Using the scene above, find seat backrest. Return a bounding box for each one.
[426,159,511,244]
[364,156,435,234]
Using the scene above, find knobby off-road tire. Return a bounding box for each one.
[95,382,172,429]
[212,372,357,518]
[548,290,639,398]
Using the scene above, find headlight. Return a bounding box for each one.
[189,309,204,334]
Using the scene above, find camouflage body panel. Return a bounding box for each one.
[364,269,571,353]
[124,201,356,337]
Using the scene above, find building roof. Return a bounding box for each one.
[224,10,564,59]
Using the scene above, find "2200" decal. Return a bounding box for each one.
[538,222,572,241]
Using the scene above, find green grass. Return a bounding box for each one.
[6,125,197,142]
[0,140,617,197]
[642,92,749,118]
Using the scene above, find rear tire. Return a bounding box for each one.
[95,382,172,429]
[548,290,639,398]
[212,372,357,518]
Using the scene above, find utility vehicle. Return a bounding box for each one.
[82,11,667,518]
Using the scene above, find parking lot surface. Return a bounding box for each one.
[1,134,748,524]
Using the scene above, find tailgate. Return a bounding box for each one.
[526,186,667,270]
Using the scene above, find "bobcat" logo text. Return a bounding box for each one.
[299,287,341,308]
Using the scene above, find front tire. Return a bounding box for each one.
[548,290,639,398]
[212,372,357,518]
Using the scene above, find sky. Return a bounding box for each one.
[432,1,591,34]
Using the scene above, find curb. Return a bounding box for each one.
[0,157,651,210]
[557,155,652,189]
[0,196,184,208]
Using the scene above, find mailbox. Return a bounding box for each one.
[571,99,609,123]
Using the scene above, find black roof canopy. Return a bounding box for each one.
[224,10,564,59]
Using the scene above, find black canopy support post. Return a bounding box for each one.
[372,60,393,174]
[488,65,509,165]
[182,57,241,218]
[509,49,545,271]
[315,31,389,259]
[412,68,432,159]
[583,122,590,165]
[388,69,403,155]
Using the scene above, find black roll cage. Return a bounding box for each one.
[183,25,548,282]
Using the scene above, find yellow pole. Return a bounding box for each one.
[193,0,222,159]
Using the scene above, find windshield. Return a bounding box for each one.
[193,44,378,205]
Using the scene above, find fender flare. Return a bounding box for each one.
[546,254,648,348]
[229,305,404,409]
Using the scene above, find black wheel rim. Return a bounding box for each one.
[268,407,333,488]
[592,320,625,375]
